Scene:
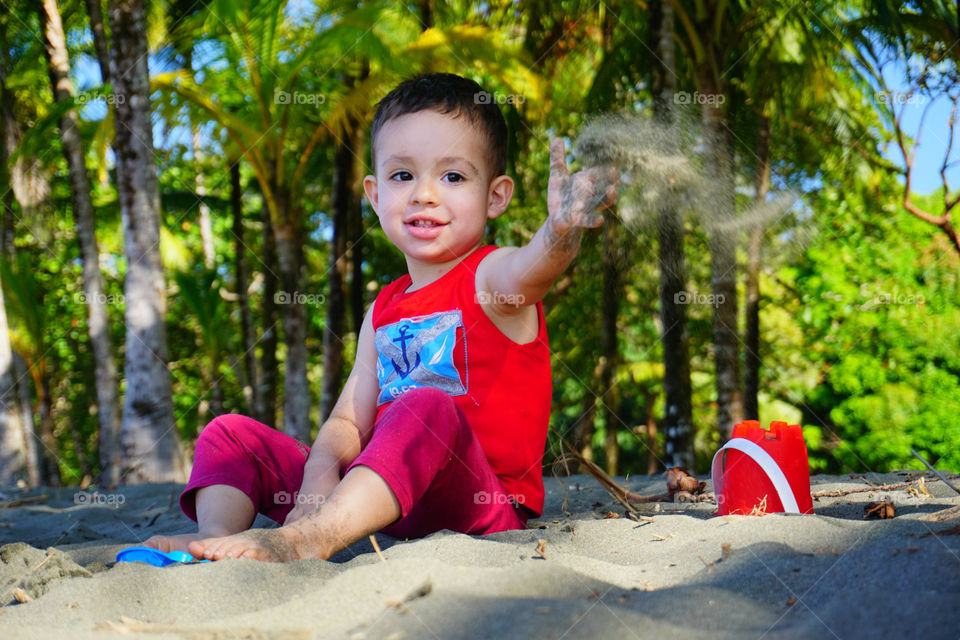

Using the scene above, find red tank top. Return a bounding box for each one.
[371,245,551,515]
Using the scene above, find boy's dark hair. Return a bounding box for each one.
[370,73,508,177]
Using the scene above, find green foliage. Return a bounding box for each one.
[790,178,960,473]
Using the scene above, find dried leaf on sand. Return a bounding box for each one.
[864,497,895,519]
[535,539,547,559]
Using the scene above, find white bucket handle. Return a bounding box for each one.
[711,437,800,514]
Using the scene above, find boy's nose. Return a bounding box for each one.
[411,180,438,206]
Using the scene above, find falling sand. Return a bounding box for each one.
[574,112,806,262]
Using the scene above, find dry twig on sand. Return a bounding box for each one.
[0,495,48,508]
[554,436,679,517]
[811,476,953,498]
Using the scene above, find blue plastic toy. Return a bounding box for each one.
[115,546,210,566]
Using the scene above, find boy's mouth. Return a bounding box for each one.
[405,216,447,239]
[405,218,447,228]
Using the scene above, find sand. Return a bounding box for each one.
[1,471,958,639]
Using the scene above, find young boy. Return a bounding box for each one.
[145,73,616,561]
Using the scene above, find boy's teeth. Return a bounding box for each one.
[412,220,437,227]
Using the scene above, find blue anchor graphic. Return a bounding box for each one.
[390,324,421,378]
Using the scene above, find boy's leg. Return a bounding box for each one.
[190,465,401,561]
[346,386,528,539]
[189,388,527,561]
[144,414,310,552]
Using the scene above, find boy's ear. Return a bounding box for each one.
[486,175,514,220]
[362,175,379,213]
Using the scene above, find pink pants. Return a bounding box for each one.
[180,387,530,539]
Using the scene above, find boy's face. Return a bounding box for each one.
[363,109,513,270]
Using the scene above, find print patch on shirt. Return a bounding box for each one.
[374,310,467,405]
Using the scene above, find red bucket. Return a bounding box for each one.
[711,420,814,515]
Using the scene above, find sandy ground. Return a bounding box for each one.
[1,471,959,640]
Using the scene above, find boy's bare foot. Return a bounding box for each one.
[143,527,235,554]
[187,525,322,562]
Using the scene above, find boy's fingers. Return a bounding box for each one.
[549,138,568,177]
[604,184,618,206]
[584,213,604,227]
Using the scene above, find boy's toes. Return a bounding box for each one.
[187,538,213,559]
[194,536,243,560]
[202,539,229,560]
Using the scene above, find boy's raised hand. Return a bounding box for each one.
[547,138,618,238]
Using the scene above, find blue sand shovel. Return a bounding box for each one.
[115,546,210,566]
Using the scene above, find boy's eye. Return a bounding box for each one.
[443,172,464,183]
[390,171,413,181]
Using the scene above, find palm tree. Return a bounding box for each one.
[37,0,122,486]
[0,264,24,485]
[671,0,745,441]
[0,10,56,486]
[230,163,259,416]
[109,0,184,482]
[653,0,695,469]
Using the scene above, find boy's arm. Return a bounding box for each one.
[286,305,380,522]
[478,138,617,311]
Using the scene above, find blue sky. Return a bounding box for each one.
[879,57,958,196]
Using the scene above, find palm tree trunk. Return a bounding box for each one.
[32,363,61,486]
[644,390,658,475]
[700,87,743,442]
[320,134,353,421]
[0,38,25,485]
[653,0,695,469]
[231,163,259,416]
[349,200,364,336]
[258,195,279,427]
[185,48,215,270]
[0,267,24,485]
[348,64,369,337]
[1,27,50,486]
[273,185,310,441]
[83,0,111,84]
[1,180,12,253]
[39,0,122,486]
[599,218,621,475]
[109,0,184,482]
[573,396,597,465]
[192,131,215,269]
[744,114,770,421]
[12,353,39,485]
